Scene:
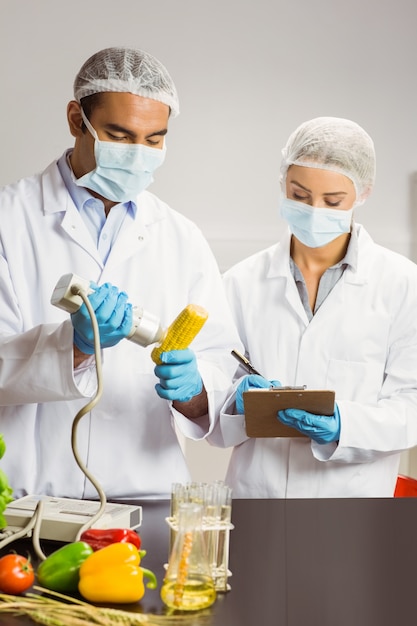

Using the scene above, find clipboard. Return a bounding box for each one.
[243,388,335,438]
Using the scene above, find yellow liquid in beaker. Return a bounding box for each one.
[160,576,217,611]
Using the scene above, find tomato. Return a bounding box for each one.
[0,553,35,594]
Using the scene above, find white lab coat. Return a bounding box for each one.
[0,157,241,500]
[209,224,417,497]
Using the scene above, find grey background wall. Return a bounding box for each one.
[2,0,417,482]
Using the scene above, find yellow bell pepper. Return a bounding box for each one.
[78,541,157,604]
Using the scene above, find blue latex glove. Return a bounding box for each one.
[154,348,203,403]
[71,283,133,354]
[278,404,341,444]
[236,374,281,414]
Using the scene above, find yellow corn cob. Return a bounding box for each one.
[151,304,209,365]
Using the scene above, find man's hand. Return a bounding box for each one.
[71,283,132,354]
[154,349,203,402]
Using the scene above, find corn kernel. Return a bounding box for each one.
[151,304,208,365]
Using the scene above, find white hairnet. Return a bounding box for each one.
[74,47,179,117]
[280,117,376,205]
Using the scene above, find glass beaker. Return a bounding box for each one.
[161,502,216,611]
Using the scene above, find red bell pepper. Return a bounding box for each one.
[79,528,141,552]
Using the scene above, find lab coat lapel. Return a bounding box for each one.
[268,228,310,326]
[269,224,372,327]
[303,223,370,326]
[42,162,148,270]
[60,205,103,265]
[343,223,373,286]
[42,161,103,266]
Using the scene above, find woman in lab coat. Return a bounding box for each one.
[209,117,417,498]
[0,47,241,500]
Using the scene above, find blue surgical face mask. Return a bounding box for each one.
[73,109,166,202]
[280,197,353,248]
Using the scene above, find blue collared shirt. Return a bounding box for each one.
[290,227,359,321]
[57,150,137,263]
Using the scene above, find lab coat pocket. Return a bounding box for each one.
[326,358,383,404]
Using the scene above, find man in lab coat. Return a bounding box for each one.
[0,47,241,500]
[209,117,417,498]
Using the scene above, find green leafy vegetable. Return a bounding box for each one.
[0,434,14,528]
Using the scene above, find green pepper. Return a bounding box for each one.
[37,541,93,593]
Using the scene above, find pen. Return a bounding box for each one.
[231,349,264,376]
[231,350,307,390]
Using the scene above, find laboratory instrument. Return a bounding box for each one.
[51,273,165,347]
[167,481,233,593]
[161,502,216,610]
[3,496,141,543]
